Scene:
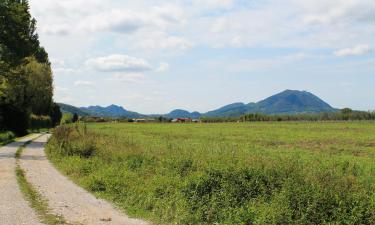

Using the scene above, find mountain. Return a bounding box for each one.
[202,90,337,117]
[59,90,338,119]
[80,105,143,118]
[58,103,90,116]
[164,109,201,119]
[248,90,337,114]
[204,103,248,117]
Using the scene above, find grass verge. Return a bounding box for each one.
[15,138,73,225]
[0,131,16,146]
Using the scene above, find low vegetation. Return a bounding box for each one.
[0,131,15,146]
[46,122,375,224]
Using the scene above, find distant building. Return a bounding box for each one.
[172,118,193,123]
[133,118,156,123]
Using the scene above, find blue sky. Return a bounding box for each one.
[29,0,375,114]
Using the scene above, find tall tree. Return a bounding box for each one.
[0,0,54,134]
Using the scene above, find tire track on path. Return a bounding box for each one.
[0,134,43,225]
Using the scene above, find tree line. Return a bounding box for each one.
[200,108,375,123]
[0,0,61,135]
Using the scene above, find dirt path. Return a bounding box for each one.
[0,134,44,225]
[20,134,149,225]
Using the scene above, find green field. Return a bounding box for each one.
[46,122,375,224]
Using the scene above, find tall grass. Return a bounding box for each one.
[46,122,375,224]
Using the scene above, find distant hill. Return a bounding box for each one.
[204,102,249,118]
[164,109,201,119]
[203,90,337,117]
[59,90,338,119]
[249,90,336,114]
[58,103,90,116]
[80,105,143,118]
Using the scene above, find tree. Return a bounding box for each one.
[341,108,353,114]
[24,57,53,115]
[72,113,79,123]
[0,0,53,134]
[0,0,49,65]
[50,103,62,126]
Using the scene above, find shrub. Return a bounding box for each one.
[51,124,96,158]
[0,131,15,144]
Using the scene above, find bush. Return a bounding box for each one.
[50,125,96,158]
[0,131,15,144]
[60,114,73,125]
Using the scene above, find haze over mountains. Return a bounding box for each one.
[59,90,338,119]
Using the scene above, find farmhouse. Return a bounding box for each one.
[172,118,193,123]
[133,118,156,123]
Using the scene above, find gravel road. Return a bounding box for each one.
[20,134,149,225]
[0,134,44,225]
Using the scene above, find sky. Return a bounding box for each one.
[29,0,375,114]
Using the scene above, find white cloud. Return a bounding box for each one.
[79,10,147,33]
[192,0,236,9]
[133,32,193,50]
[54,86,79,105]
[334,45,371,57]
[33,2,186,35]
[156,63,170,72]
[85,54,152,72]
[53,67,75,75]
[74,80,93,86]
[50,58,65,67]
[113,73,146,84]
[41,24,70,36]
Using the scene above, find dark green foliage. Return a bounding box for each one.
[0,0,48,65]
[0,131,15,145]
[2,104,30,135]
[50,103,62,126]
[30,114,52,130]
[72,113,79,123]
[0,0,54,134]
[239,111,375,122]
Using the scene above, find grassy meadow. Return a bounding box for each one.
[46,122,375,224]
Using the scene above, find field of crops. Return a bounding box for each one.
[46,122,375,224]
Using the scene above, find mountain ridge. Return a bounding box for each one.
[59,90,338,118]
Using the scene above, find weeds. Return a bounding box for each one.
[46,122,375,224]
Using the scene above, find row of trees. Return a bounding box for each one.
[239,109,375,122]
[200,109,375,123]
[0,0,61,135]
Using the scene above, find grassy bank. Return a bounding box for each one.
[46,122,375,224]
[0,131,15,146]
